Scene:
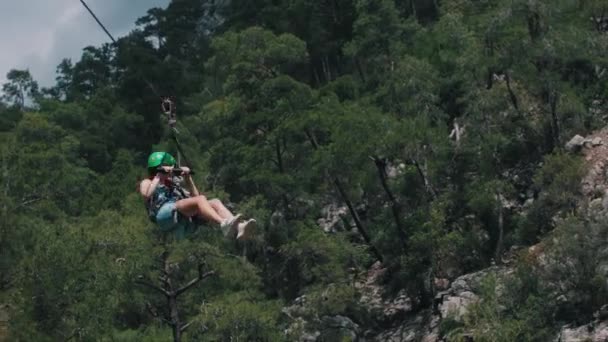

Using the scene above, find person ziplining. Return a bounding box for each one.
[77,0,257,241]
[139,152,256,240]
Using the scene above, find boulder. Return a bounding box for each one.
[355,262,412,324]
[319,315,359,341]
[435,266,512,322]
[317,203,348,233]
[565,135,586,152]
[373,310,439,342]
[592,137,603,146]
[557,320,608,342]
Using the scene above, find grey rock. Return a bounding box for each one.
[593,137,603,146]
[301,332,320,342]
[590,198,603,209]
[595,305,608,321]
[320,315,359,340]
[565,135,586,152]
[439,292,478,320]
[356,262,412,324]
[435,266,511,322]
[317,203,348,233]
[557,320,608,342]
[374,310,438,342]
[386,162,406,179]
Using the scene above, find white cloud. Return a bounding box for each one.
[0,0,169,88]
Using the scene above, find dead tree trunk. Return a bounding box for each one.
[136,254,214,342]
[449,121,465,148]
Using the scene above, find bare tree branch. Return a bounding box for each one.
[180,321,195,333]
[136,278,170,297]
[175,266,215,297]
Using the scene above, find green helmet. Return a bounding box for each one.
[147,152,176,168]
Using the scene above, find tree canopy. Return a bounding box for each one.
[1,0,607,340]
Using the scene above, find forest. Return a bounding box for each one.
[1,0,608,341]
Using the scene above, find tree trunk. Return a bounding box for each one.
[169,296,181,342]
[527,10,542,41]
[275,136,292,215]
[321,56,330,83]
[505,72,520,111]
[550,91,560,147]
[486,67,494,90]
[411,158,437,200]
[275,136,284,174]
[410,0,417,19]
[449,121,465,148]
[355,57,366,84]
[136,254,214,342]
[494,192,504,265]
[2,147,8,215]
[332,178,382,261]
[371,156,408,249]
[165,260,182,342]
[432,0,440,17]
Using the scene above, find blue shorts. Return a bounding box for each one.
[156,201,178,232]
[155,202,195,240]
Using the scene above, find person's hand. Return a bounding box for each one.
[180,166,191,175]
[160,165,174,173]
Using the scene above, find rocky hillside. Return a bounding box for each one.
[2,1,606,340]
[281,129,608,342]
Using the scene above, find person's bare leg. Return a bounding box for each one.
[175,196,223,224]
[208,199,236,220]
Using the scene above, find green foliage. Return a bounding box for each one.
[2,69,39,109]
[533,153,584,207]
[1,0,606,339]
[515,152,584,243]
[273,224,368,300]
[541,217,608,322]
[446,268,555,342]
[197,292,282,341]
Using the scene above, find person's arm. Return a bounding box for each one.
[180,167,200,196]
[140,177,160,199]
[140,167,172,199]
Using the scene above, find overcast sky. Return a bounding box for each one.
[0,0,170,88]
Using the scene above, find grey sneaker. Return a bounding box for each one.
[236,219,257,241]
[220,214,242,238]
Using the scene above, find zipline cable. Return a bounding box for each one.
[79,0,117,44]
[79,0,161,98]
[162,98,195,173]
[79,0,194,173]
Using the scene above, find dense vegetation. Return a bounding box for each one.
[1,0,607,340]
